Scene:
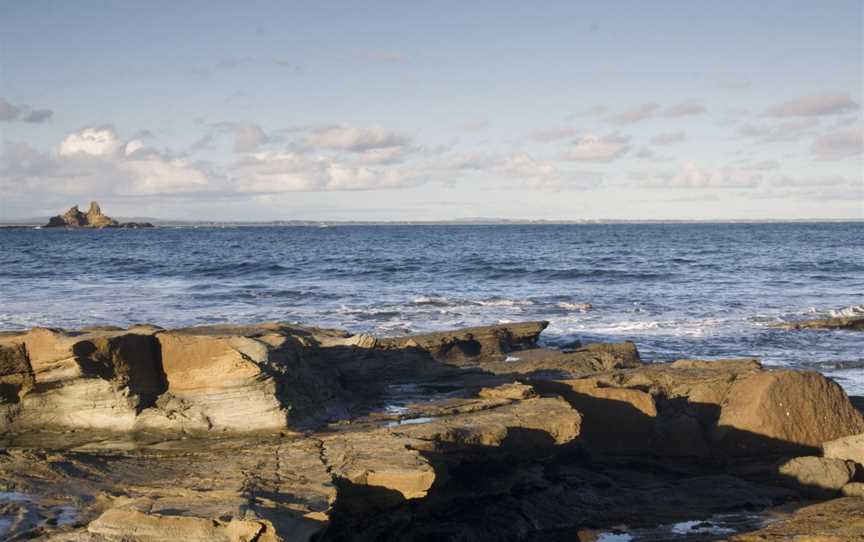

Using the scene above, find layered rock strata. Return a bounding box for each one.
[0,321,863,541]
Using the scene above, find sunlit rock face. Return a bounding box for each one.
[44,201,153,228]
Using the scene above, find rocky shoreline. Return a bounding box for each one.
[1,321,862,541]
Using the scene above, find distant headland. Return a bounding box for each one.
[44,201,153,229]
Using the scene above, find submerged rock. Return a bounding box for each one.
[774,314,864,331]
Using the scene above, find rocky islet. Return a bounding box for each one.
[44,202,153,229]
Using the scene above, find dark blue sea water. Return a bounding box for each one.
[1,223,862,393]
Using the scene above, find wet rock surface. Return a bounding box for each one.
[774,314,864,331]
[0,321,863,541]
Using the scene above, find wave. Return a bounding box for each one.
[474,298,535,307]
[555,302,593,311]
[411,296,452,307]
[829,304,864,317]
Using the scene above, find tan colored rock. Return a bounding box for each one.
[730,497,864,541]
[843,483,864,498]
[775,315,864,331]
[2,327,164,432]
[777,456,856,498]
[379,321,548,363]
[0,340,33,401]
[552,378,658,455]
[715,370,864,456]
[478,382,537,400]
[824,433,864,465]
[322,431,436,499]
[475,341,642,376]
[87,508,269,542]
[84,201,119,228]
[154,325,340,432]
[396,396,582,451]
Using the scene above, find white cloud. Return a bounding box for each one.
[193,122,269,153]
[59,126,123,156]
[529,127,577,143]
[230,122,268,152]
[125,139,145,156]
[607,103,659,124]
[563,134,630,161]
[769,175,857,188]
[746,160,781,171]
[0,97,53,123]
[308,124,411,152]
[810,129,864,160]
[461,118,490,132]
[736,118,821,143]
[639,162,763,189]
[498,153,602,190]
[4,128,211,200]
[764,92,859,117]
[228,150,422,192]
[650,131,687,145]
[662,102,706,117]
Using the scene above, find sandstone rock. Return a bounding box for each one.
[395,396,582,451]
[843,482,864,497]
[1,327,165,432]
[44,201,153,228]
[715,370,864,456]
[153,324,341,432]
[730,497,864,541]
[551,379,658,455]
[823,433,864,465]
[379,321,548,363]
[0,340,33,402]
[475,341,642,376]
[323,431,436,500]
[775,315,864,331]
[477,382,537,400]
[46,202,119,228]
[87,508,270,542]
[776,456,857,498]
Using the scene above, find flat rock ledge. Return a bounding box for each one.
[773,314,864,331]
[1,321,863,541]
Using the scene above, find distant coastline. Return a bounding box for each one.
[1,217,862,228]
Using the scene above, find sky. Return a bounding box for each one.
[1,1,862,221]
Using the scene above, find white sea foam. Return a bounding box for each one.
[475,298,534,307]
[830,304,864,317]
[555,302,593,311]
[595,533,634,542]
[671,520,735,535]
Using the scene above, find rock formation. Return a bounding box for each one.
[774,314,864,331]
[0,321,863,540]
[44,201,153,228]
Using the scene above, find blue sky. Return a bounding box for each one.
[1,1,862,220]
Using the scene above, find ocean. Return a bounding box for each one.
[1,223,862,393]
